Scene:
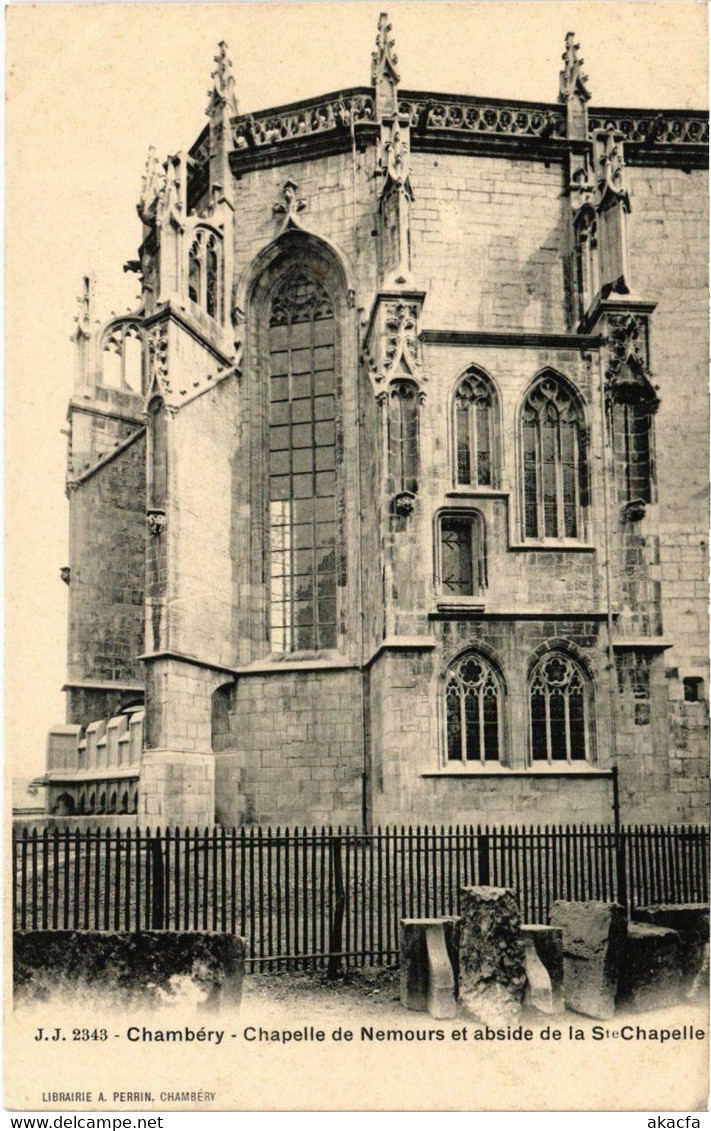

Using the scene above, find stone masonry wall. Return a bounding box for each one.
[67,434,146,686]
[166,375,242,668]
[410,152,569,332]
[220,667,363,826]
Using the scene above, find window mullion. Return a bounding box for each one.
[478,689,485,764]
[470,403,478,488]
[564,689,572,763]
[535,416,543,540]
[545,689,552,765]
[459,686,467,763]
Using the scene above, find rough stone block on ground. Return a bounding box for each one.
[458,887,526,1025]
[633,904,709,982]
[617,923,684,1012]
[400,917,459,1018]
[550,900,627,1020]
[14,931,246,1009]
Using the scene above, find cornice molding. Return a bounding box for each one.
[420,329,602,351]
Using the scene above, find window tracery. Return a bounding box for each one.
[453,370,497,488]
[529,652,591,763]
[268,270,338,652]
[445,652,503,764]
[521,375,586,540]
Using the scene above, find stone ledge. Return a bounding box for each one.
[422,767,613,778]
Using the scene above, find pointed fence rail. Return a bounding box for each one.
[12,824,709,972]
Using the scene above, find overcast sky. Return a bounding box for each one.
[5,1,708,781]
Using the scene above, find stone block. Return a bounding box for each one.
[14,930,246,1009]
[523,936,554,1015]
[617,922,685,1012]
[400,918,460,1019]
[521,924,564,1012]
[632,904,709,981]
[458,887,526,1025]
[550,900,627,1020]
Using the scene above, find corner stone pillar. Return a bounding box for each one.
[140,657,231,826]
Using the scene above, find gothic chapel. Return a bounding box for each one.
[43,17,709,828]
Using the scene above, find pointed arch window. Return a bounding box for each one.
[521,374,586,540]
[445,652,503,764]
[454,369,497,487]
[573,208,599,321]
[268,271,338,653]
[529,652,591,763]
[147,398,168,511]
[611,400,655,505]
[387,380,419,497]
[188,229,224,324]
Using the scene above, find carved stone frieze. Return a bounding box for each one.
[273,180,307,231]
[231,96,375,150]
[589,112,709,145]
[604,312,659,410]
[366,298,425,393]
[596,130,630,211]
[147,323,171,397]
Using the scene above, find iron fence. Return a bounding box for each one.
[12,823,709,972]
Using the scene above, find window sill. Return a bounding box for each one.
[422,766,612,778]
[446,488,509,499]
[508,541,596,553]
[436,598,486,613]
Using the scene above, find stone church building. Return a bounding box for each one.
[43,17,708,829]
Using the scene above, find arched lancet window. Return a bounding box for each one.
[529,652,591,763]
[123,327,143,393]
[268,270,338,652]
[98,791,107,814]
[148,398,168,511]
[188,241,202,305]
[205,236,222,322]
[88,791,96,814]
[445,652,503,764]
[454,369,497,488]
[77,793,86,815]
[387,380,419,496]
[120,790,129,814]
[521,374,586,540]
[574,208,599,321]
[109,790,118,814]
[611,400,654,505]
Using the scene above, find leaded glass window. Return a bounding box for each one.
[529,653,589,763]
[268,271,337,653]
[387,381,419,495]
[439,513,486,596]
[522,375,584,540]
[445,653,502,763]
[454,370,496,487]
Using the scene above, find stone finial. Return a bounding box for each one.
[371,12,399,118]
[138,145,165,223]
[206,40,239,118]
[559,32,590,103]
[74,273,96,337]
